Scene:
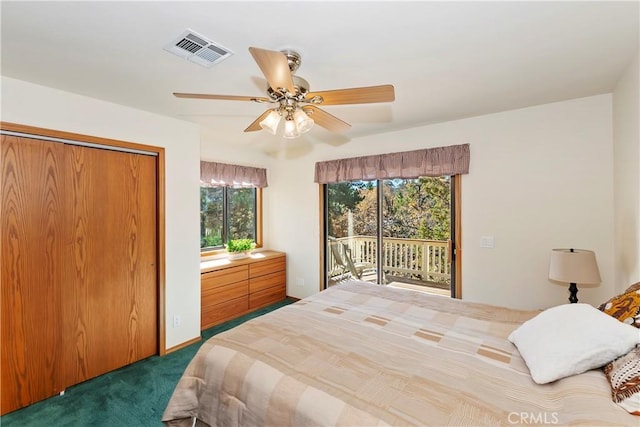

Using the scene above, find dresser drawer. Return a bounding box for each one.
[202,265,248,292]
[249,256,286,278]
[249,270,286,294]
[249,286,286,310]
[201,296,249,329]
[202,280,248,308]
[200,251,286,330]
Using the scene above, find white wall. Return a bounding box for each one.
[613,53,640,293]
[199,129,277,250]
[1,75,626,345]
[252,94,616,310]
[1,77,202,350]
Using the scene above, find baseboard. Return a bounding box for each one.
[164,336,202,354]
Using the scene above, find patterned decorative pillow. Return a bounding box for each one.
[603,345,640,415]
[600,283,640,415]
[598,282,640,328]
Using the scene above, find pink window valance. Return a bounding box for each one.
[314,143,470,184]
[200,161,268,188]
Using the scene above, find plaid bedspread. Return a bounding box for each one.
[163,281,635,426]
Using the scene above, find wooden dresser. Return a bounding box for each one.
[200,250,286,330]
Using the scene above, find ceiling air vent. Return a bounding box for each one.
[164,29,233,68]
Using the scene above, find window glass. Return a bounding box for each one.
[200,187,224,249]
[200,186,258,252]
[227,187,256,241]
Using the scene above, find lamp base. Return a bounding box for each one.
[568,282,578,304]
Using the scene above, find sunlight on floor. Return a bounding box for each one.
[387,281,451,297]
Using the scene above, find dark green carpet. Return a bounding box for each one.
[1,298,295,427]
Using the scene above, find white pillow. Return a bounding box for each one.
[508,303,640,384]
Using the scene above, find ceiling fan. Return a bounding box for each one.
[173,47,395,138]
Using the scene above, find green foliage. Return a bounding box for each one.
[200,187,223,249]
[227,188,256,240]
[200,186,256,250]
[327,182,363,237]
[226,238,255,252]
[384,177,451,241]
[201,234,222,248]
[327,177,451,241]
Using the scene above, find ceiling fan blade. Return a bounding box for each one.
[173,93,270,102]
[244,109,272,132]
[306,85,395,105]
[248,47,295,94]
[303,106,351,133]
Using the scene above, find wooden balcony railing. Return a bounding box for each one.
[328,236,451,284]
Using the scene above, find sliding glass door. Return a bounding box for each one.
[325,176,455,297]
[379,177,453,296]
[326,180,379,285]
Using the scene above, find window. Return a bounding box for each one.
[200,186,260,252]
[200,161,267,254]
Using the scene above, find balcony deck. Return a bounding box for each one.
[329,274,451,297]
[328,235,452,297]
[387,281,451,297]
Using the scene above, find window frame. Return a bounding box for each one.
[200,186,263,257]
[320,174,461,298]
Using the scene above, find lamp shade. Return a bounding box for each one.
[293,108,314,134]
[548,249,601,284]
[283,117,300,139]
[259,110,281,135]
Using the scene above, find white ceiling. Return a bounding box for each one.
[1,1,638,146]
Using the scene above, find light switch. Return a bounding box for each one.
[480,236,495,248]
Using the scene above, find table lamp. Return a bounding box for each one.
[548,248,601,303]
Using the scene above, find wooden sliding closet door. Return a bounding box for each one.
[1,136,66,414]
[63,145,157,385]
[1,130,159,415]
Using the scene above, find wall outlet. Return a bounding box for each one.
[296,277,305,287]
[173,314,181,328]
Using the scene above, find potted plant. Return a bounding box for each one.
[226,238,256,260]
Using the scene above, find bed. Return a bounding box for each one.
[163,280,637,426]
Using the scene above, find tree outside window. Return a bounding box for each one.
[200,186,257,251]
[328,177,450,241]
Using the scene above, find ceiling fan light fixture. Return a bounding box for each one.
[283,117,300,139]
[293,108,314,134]
[259,109,281,134]
[174,46,395,137]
